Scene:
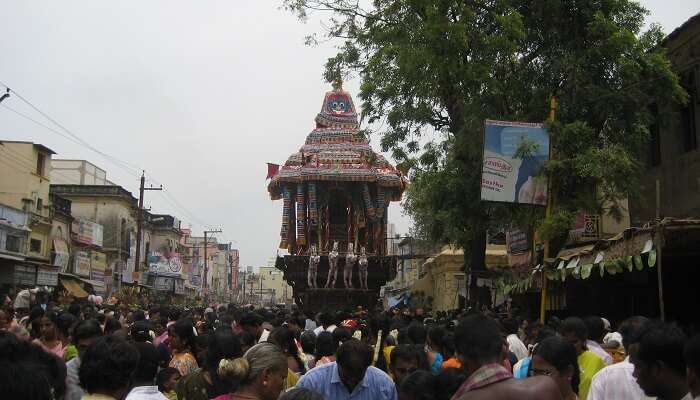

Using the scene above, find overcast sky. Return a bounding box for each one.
[1,1,697,269]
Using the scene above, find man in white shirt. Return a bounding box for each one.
[314,312,338,336]
[589,316,652,400]
[125,342,167,400]
[503,318,528,360]
[584,316,614,365]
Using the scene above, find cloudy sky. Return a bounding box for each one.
[1,1,697,269]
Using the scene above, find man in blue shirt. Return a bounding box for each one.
[298,338,398,400]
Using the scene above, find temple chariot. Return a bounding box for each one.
[267,84,407,310]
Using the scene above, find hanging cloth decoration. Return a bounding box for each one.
[296,184,307,246]
[376,186,386,220]
[308,182,318,227]
[356,202,366,229]
[362,183,376,221]
[280,186,292,248]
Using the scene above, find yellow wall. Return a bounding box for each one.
[259,266,293,304]
[0,141,53,259]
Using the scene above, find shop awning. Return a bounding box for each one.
[60,278,89,298]
[0,253,25,261]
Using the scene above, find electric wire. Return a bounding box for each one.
[0,81,238,242]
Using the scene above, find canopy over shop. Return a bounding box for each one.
[531,218,700,326]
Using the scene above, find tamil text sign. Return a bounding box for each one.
[71,219,104,247]
[481,120,549,205]
[74,250,91,277]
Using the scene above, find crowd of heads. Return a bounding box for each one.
[0,293,700,400]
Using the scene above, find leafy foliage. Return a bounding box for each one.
[284,0,686,260]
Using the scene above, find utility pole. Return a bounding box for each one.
[260,271,264,306]
[202,228,222,297]
[134,171,162,281]
[0,88,10,104]
[241,268,246,303]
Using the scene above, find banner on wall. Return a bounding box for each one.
[174,278,185,295]
[123,232,136,283]
[74,251,91,277]
[230,249,239,289]
[91,252,107,282]
[36,265,59,286]
[481,120,549,205]
[71,219,104,247]
[506,228,532,268]
[148,251,183,277]
[52,239,70,271]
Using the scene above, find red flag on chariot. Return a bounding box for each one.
[266,163,280,180]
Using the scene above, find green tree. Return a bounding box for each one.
[284,0,685,293]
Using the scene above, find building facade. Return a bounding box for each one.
[50,184,137,294]
[145,213,187,297]
[0,141,58,292]
[630,13,700,223]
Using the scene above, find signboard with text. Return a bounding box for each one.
[148,251,183,277]
[71,219,104,247]
[74,250,91,277]
[481,120,549,205]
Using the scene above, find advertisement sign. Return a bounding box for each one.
[14,264,36,286]
[71,219,104,247]
[230,249,239,289]
[189,248,202,287]
[74,250,91,277]
[174,279,185,295]
[506,228,532,268]
[123,232,136,283]
[481,120,549,205]
[154,276,175,291]
[37,265,59,286]
[52,239,70,271]
[506,229,529,254]
[148,251,183,277]
[91,251,107,282]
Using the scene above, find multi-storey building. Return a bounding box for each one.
[0,141,57,291]
[50,183,137,294]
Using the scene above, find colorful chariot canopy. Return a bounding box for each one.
[267,85,407,200]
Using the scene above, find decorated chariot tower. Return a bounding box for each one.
[267,84,406,309]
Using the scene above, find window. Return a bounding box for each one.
[36,153,46,176]
[681,72,698,152]
[6,235,21,253]
[30,239,41,253]
[36,198,43,212]
[649,104,661,166]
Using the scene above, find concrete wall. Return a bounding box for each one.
[0,142,52,213]
[68,197,135,250]
[0,141,53,259]
[259,266,292,304]
[51,160,108,185]
[630,15,700,223]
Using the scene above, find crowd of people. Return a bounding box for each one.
[1,296,700,400]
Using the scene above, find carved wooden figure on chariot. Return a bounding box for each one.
[307,244,320,288]
[344,243,357,289]
[325,241,340,288]
[358,246,368,290]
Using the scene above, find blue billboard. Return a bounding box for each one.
[481,120,549,205]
